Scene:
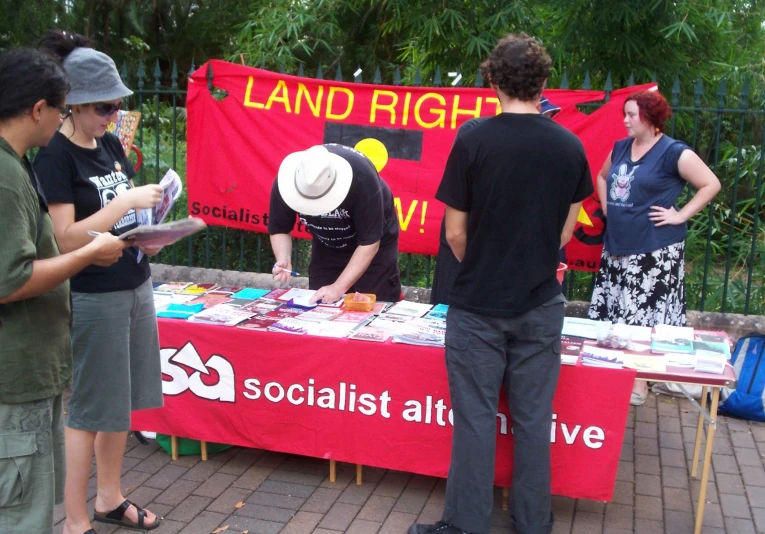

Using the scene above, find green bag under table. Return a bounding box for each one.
[156,433,232,456]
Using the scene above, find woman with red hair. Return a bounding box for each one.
[588,89,721,405]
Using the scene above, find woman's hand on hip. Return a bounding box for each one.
[649,206,686,227]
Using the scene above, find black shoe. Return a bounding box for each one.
[408,522,470,534]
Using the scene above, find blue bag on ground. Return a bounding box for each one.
[719,333,765,422]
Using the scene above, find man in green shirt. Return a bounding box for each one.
[0,48,125,534]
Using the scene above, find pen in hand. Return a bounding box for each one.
[273,264,300,277]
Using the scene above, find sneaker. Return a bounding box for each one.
[408,522,471,534]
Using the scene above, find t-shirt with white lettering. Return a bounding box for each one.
[34,131,150,293]
[268,143,399,279]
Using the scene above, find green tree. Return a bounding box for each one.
[232,0,765,89]
[0,0,71,52]
[233,1,540,84]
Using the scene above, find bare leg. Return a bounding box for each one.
[94,431,157,526]
[631,379,648,405]
[61,427,97,534]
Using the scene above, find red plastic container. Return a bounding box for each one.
[557,262,568,284]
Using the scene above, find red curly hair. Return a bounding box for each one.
[624,90,672,133]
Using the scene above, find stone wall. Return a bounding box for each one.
[151,264,764,342]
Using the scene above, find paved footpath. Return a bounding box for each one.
[54,393,765,534]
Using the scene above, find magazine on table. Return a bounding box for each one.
[297,307,344,322]
[561,317,600,340]
[177,283,217,295]
[237,315,281,330]
[240,298,283,315]
[187,293,234,309]
[350,326,392,343]
[153,281,191,294]
[265,306,305,320]
[651,337,694,355]
[231,288,270,300]
[560,335,585,365]
[188,304,255,327]
[386,300,433,318]
[694,330,732,346]
[581,346,625,369]
[424,304,449,321]
[304,321,358,338]
[268,318,311,335]
[692,340,731,358]
[392,318,446,347]
[623,354,667,373]
[334,311,373,324]
[653,324,695,341]
[694,352,728,374]
[207,286,241,296]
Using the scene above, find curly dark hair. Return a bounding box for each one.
[624,90,672,133]
[480,33,552,102]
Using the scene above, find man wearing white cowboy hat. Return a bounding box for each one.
[268,143,401,304]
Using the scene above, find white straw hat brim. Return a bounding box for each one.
[277,150,353,216]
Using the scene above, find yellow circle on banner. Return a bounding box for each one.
[354,138,389,172]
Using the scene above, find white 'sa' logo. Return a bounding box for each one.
[160,342,235,402]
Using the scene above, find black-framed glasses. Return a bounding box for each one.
[93,101,122,117]
[57,105,71,120]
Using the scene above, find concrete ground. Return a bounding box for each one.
[54,393,765,534]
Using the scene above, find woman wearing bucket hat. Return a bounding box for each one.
[34,30,164,533]
[269,143,401,304]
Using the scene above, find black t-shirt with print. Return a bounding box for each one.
[268,143,400,280]
[436,113,593,317]
[34,131,150,293]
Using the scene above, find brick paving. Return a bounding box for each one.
[54,394,765,534]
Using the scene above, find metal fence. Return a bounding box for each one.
[121,60,765,315]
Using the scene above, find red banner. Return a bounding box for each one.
[132,319,636,500]
[186,60,655,270]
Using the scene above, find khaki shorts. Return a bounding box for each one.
[0,394,65,534]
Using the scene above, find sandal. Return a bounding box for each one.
[631,391,647,406]
[93,499,160,530]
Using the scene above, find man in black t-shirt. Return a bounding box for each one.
[429,96,562,306]
[268,143,401,303]
[409,35,593,534]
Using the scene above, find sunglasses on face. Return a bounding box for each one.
[92,101,123,117]
[57,105,71,120]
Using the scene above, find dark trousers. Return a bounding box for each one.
[308,259,402,302]
[442,294,565,534]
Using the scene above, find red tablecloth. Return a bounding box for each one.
[131,319,636,501]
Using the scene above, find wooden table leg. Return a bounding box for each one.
[694,387,719,534]
[502,487,510,511]
[691,386,709,478]
[356,464,363,485]
[201,440,208,461]
[329,459,336,483]
[170,435,178,461]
